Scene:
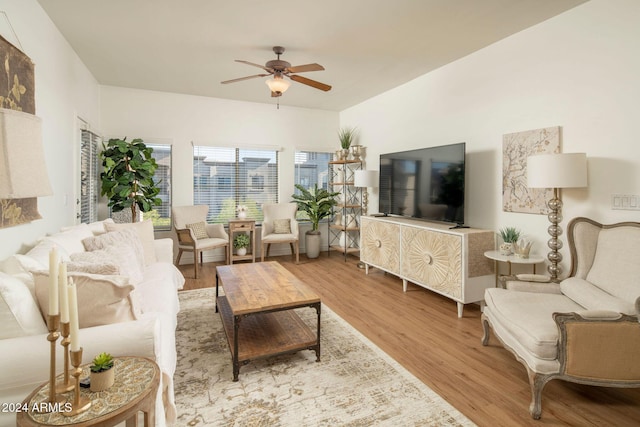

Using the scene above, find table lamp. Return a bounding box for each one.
[354,170,378,216]
[527,152,587,282]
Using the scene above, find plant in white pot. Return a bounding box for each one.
[499,227,521,255]
[233,233,250,256]
[100,137,162,223]
[291,184,340,259]
[89,352,114,392]
[337,127,357,160]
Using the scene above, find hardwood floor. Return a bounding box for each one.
[178,254,640,426]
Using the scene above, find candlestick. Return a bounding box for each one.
[49,248,59,315]
[46,314,66,407]
[68,279,80,352]
[59,262,69,323]
[63,348,91,416]
[56,322,74,393]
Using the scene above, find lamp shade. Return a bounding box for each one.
[0,108,52,198]
[527,153,587,189]
[265,76,291,94]
[354,170,379,188]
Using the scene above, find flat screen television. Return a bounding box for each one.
[379,142,466,225]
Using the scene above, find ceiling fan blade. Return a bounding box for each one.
[235,60,272,72]
[287,63,325,73]
[289,74,332,92]
[221,74,270,84]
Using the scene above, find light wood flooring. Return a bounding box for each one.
[178,253,640,426]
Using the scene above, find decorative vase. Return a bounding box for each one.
[499,242,513,256]
[340,148,350,160]
[305,231,321,259]
[350,145,364,161]
[334,213,342,226]
[90,368,115,392]
[237,211,246,219]
[339,231,347,248]
[514,238,533,259]
[237,247,247,256]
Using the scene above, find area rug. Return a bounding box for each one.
[174,288,474,426]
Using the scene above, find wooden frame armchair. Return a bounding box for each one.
[482,217,640,419]
[261,203,299,263]
[172,205,229,278]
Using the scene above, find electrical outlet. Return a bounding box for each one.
[612,194,640,211]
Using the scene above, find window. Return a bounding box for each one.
[142,143,172,231]
[193,146,278,224]
[79,129,100,224]
[294,150,333,221]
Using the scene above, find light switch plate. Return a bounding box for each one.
[612,194,640,211]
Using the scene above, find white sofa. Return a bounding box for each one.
[481,217,640,419]
[0,219,184,427]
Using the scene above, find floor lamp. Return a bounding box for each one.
[527,153,587,282]
[354,170,378,269]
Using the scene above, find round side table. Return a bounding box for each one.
[16,356,159,427]
[484,250,545,287]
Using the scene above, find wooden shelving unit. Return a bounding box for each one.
[328,159,362,260]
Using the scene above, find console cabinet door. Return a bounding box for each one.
[401,226,462,299]
[360,217,400,275]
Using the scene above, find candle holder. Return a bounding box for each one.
[46,314,66,407]
[63,348,91,416]
[56,322,74,393]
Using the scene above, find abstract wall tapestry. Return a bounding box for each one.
[0,34,40,228]
[502,126,560,214]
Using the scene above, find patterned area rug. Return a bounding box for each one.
[174,288,474,426]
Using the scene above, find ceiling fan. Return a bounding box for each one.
[221,46,332,98]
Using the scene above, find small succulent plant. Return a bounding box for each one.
[499,227,521,243]
[90,352,114,373]
[233,233,250,249]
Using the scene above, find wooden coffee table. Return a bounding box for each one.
[215,261,321,381]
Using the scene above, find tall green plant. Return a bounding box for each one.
[100,137,161,223]
[338,127,357,149]
[291,184,340,231]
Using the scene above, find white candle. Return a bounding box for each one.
[49,248,59,316]
[67,279,80,351]
[58,262,69,323]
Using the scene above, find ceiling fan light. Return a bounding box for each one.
[265,76,291,94]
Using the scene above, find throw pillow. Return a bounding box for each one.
[186,221,208,240]
[82,228,145,274]
[0,272,48,339]
[273,218,291,234]
[104,220,157,266]
[34,271,139,328]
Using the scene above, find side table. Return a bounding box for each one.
[16,356,159,427]
[484,250,545,287]
[228,219,256,264]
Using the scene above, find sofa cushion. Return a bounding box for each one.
[0,273,47,339]
[71,243,144,285]
[25,238,71,266]
[61,218,115,236]
[47,223,94,256]
[484,288,584,360]
[83,228,145,273]
[560,277,636,315]
[586,226,640,304]
[34,271,139,328]
[105,220,157,266]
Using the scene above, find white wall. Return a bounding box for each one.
[340,0,640,277]
[0,0,101,260]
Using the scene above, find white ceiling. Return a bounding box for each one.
[37,0,587,112]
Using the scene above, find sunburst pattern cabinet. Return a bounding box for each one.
[360,216,494,317]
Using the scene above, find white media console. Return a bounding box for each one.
[360,216,495,317]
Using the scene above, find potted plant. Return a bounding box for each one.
[291,184,340,259]
[236,204,248,219]
[100,137,162,223]
[89,352,115,392]
[337,127,357,160]
[233,233,250,256]
[499,227,521,255]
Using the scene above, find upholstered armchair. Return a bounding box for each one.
[172,205,229,278]
[261,203,299,263]
[482,217,640,419]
